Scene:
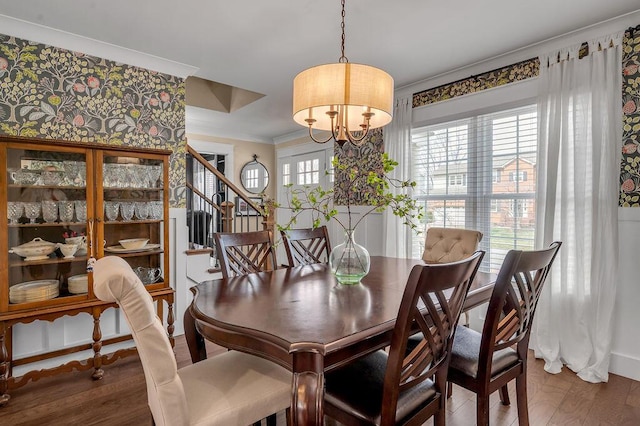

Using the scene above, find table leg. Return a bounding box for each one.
[184,304,207,363]
[291,351,324,426]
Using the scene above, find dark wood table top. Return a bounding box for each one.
[191,256,493,357]
[188,256,494,425]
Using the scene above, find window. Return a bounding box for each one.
[509,171,527,182]
[297,158,320,185]
[244,167,259,189]
[282,163,291,186]
[449,174,466,186]
[411,104,537,272]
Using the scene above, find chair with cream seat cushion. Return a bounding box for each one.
[93,256,291,426]
[422,227,483,264]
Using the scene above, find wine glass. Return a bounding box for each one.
[23,202,41,224]
[104,201,120,221]
[58,201,74,223]
[119,202,135,221]
[42,200,58,223]
[134,201,149,220]
[148,165,162,188]
[7,202,24,224]
[74,200,87,222]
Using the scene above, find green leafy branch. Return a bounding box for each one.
[277,153,423,234]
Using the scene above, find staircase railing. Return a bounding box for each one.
[186,145,274,262]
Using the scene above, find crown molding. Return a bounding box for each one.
[0,14,199,78]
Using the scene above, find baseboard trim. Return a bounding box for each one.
[609,351,640,381]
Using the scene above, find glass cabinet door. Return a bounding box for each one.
[5,144,91,309]
[97,151,166,290]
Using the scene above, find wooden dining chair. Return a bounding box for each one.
[447,241,561,426]
[323,251,484,425]
[214,230,277,279]
[93,256,291,426]
[280,226,331,267]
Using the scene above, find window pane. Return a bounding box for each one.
[411,104,537,273]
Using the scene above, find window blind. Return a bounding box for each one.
[411,104,537,273]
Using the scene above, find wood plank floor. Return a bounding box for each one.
[1,335,639,425]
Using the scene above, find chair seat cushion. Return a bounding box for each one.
[179,351,291,426]
[325,350,437,424]
[449,325,519,379]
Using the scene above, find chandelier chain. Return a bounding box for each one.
[339,0,348,63]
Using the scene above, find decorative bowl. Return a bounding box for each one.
[118,238,149,250]
[65,236,87,255]
[9,237,58,261]
[57,243,78,258]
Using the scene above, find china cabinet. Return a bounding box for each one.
[0,136,173,406]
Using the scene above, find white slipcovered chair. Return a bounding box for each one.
[93,256,291,426]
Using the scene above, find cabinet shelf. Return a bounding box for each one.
[9,256,88,268]
[8,184,86,190]
[8,222,87,228]
[103,219,162,225]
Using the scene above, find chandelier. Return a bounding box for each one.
[292,0,394,147]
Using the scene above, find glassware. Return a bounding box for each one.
[63,161,80,186]
[104,201,120,221]
[133,267,162,285]
[65,236,87,256]
[42,170,63,186]
[148,165,162,188]
[77,162,87,186]
[119,202,135,221]
[134,201,149,220]
[7,201,24,224]
[149,201,163,219]
[74,200,87,222]
[10,169,39,185]
[58,201,74,223]
[329,229,371,285]
[42,200,58,223]
[23,202,41,224]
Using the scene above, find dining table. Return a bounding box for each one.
[185,255,494,426]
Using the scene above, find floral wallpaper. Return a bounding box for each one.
[412,58,539,107]
[0,33,186,207]
[620,26,640,207]
[334,128,385,205]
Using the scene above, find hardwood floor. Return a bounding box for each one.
[1,335,639,425]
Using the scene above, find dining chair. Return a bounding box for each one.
[422,227,483,264]
[413,227,483,335]
[214,230,277,279]
[323,250,484,426]
[447,241,561,426]
[280,226,332,267]
[93,256,291,426]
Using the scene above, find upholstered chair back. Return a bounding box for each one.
[422,227,483,264]
[93,256,189,426]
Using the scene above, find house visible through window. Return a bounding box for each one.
[411,104,537,272]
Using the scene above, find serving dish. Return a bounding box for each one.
[118,238,149,250]
[9,237,58,261]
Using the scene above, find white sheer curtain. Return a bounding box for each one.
[383,96,413,258]
[532,32,623,383]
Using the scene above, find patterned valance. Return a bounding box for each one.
[412,58,539,108]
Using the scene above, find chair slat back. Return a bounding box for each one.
[381,251,484,422]
[281,226,332,267]
[481,242,561,366]
[214,230,277,279]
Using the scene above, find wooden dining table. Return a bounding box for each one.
[185,256,494,426]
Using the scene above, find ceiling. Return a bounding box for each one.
[1,1,639,143]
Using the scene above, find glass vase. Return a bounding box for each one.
[329,229,370,285]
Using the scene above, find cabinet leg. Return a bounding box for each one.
[91,309,104,380]
[0,322,10,406]
[167,297,175,348]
